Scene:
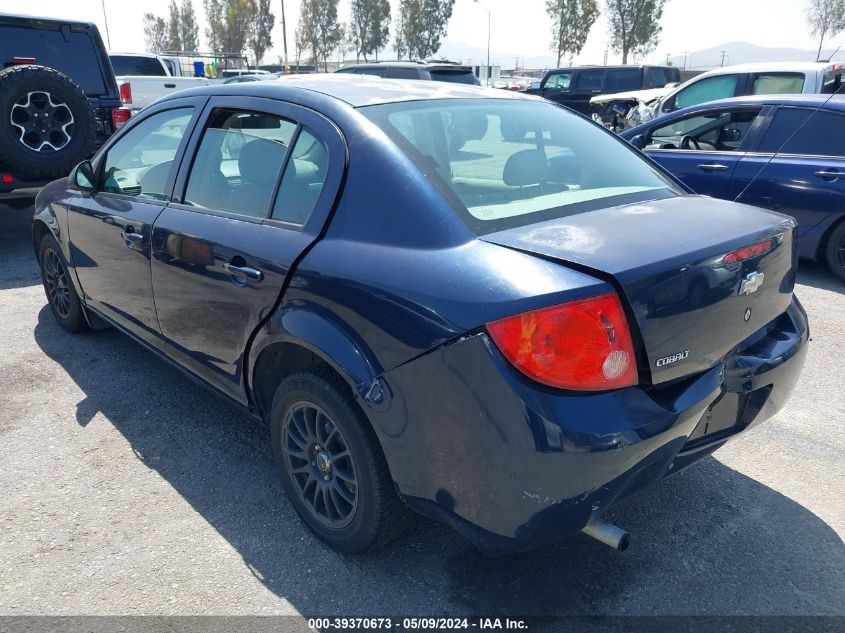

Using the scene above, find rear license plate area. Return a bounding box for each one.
[687,392,741,444]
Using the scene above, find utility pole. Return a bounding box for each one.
[474,0,491,86]
[720,50,727,67]
[100,0,111,49]
[280,0,289,73]
[683,51,689,69]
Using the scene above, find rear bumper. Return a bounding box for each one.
[371,298,809,554]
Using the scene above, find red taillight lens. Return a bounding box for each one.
[119,82,132,104]
[12,57,37,65]
[723,238,773,265]
[487,293,638,391]
[2,173,13,184]
[111,107,131,131]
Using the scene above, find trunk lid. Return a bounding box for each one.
[480,195,797,384]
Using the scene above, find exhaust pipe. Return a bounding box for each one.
[581,517,631,551]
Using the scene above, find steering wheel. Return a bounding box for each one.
[680,135,701,150]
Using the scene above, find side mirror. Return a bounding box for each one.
[629,134,645,149]
[69,161,95,192]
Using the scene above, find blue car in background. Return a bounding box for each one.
[621,95,845,280]
[33,77,809,554]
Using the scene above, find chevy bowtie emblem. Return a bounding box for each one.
[739,271,765,295]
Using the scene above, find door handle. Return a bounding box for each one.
[223,262,264,282]
[814,170,843,181]
[696,164,729,172]
[120,229,144,244]
[164,83,176,88]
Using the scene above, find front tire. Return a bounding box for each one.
[270,369,406,553]
[825,221,845,282]
[38,233,88,332]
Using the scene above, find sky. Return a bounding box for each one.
[1,0,839,69]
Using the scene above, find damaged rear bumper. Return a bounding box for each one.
[365,298,809,554]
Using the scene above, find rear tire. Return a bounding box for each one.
[38,233,88,333]
[270,369,407,553]
[825,221,845,282]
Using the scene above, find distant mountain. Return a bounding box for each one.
[670,41,842,70]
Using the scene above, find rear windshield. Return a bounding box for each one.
[0,23,109,95]
[429,69,479,85]
[110,55,167,77]
[362,99,680,234]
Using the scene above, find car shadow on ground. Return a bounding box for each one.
[796,259,845,294]
[32,308,845,616]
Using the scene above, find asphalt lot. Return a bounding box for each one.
[0,198,843,619]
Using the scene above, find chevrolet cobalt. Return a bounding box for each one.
[33,76,808,554]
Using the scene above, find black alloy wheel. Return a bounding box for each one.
[282,401,359,528]
[825,221,845,283]
[42,247,71,319]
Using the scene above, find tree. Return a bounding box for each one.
[143,13,169,53]
[605,0,668,64]
[204,0,262,58]
[350,0,391,62]
[167,0,182,51]
[394,0,455,60]
[248,0,275,65]
[179,0,201,52]
[807,0,845,60]
[546,0,599,67]
[298,0,344,70]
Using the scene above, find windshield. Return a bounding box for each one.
[362,99,680,233]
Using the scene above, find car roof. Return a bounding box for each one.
[337,61,471,69]
[670,93,845,111]
[547,65,671,72]
[692,61,838,77]
[0,12,95,29]
[173,74,530,107]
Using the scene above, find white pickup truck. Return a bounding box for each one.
[109,53,210,116]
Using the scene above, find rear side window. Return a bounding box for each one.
[101,108,193,199]
[751,73,804,95]
[271,129,329,226]
[0,24,108,95]
[575,70,605,90]
[183,110,297,218]
[646,67,676,89]
[109,55,167,77]
[544,72,572,89]
[758,107,845,157]
[606,68,641,92]
[675,74,739,109]
[339,66,387,78]
[363,99,679,234]
[389,66,420,79]
[429,69,478,84]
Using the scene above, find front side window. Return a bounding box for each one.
[674,74,739,110]
[183,109,297,218]
[101,108,193,199]
[363,99,680,234]
[648,109,761,151]
[758,108,845,157]
[751,73,804,95]
[544,72,572,89]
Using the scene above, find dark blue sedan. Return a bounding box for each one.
[33,76,808,554]
[621,95,845,280]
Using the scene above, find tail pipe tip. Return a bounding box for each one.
[581,517,631,551]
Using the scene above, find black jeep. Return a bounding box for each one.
[0,13,121,195]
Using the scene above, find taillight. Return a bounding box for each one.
[111,107,131,131]
[2,173,13,184]
[487,293,638,392]
[11,57,37,65]
[119,82,132,104]
[723,238,773,265]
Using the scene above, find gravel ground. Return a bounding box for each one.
[0,198,843,619]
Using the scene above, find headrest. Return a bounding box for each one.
[503,149,547,187]
[238,137,285,186]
